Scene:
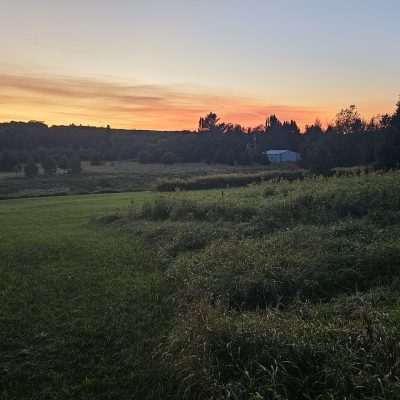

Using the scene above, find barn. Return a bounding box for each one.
[263,149,301,163]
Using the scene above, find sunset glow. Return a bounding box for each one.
[0,72,331,130]
[1,0,399,130]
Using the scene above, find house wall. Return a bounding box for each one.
[267,151,300,163]
[268,154,283,163]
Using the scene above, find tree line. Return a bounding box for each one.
[0,98,400,177]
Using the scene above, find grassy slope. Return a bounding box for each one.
[1,173,400,399]
[123,172,400,399]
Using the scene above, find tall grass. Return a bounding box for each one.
[124,171,400,399]
[160,297,400,399]
[156,170,305,191]
[6,171,400,399]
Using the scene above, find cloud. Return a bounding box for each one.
[0,72,327,130]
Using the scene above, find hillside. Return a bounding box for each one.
[1,171,400,399]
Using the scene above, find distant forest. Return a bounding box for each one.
[1,99,400,176]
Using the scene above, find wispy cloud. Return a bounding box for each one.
[0,73,327,130]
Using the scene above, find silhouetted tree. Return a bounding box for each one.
[304,120,323,141]
[335,105,364,135]
[58,156,69,172]
[138,150,153,164]
[374,141,398,169]
[199,112,220,131]
[265,115,301,151]
[307,140,335,175]
[1,97,400,171]
[161,152,178,165]
[41,156,57,175]
[90,153,104,166]
[265,115,282,131]
[68,154,81,174]
[24,158,39,178]
[0,151,18,171]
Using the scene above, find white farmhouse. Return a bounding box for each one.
[263,149,301,163]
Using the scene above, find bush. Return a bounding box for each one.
[68,155,81,174]
[0,151,19,172]
[140,198,257,223]
[41,156,57,175]
[57,156,69,171]
[165,225,213,255]
[156,170,305,191]
[90,153,104,166]
[138,150,154,164]
[24,159,39,178]
[141,198,172,220]
[161,152,178,165]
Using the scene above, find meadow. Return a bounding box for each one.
[1,171,400,399]
[0,161,273,199]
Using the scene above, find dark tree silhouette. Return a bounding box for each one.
[199,112,220,131]
[42,156,57,175]
[1,97,400,173]
[335,105,364,135]
[68,154,81,175]
[24,158,39,178]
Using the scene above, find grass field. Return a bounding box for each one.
[0,192,175,399]
[0,161,277,199]
[1,172,400,399]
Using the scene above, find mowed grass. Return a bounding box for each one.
[0,192,176,399]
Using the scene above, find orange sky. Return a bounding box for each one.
[0,72,346,131]
[1,1,399,131]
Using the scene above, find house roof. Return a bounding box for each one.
[265,149,294,155]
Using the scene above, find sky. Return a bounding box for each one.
[1,0,399,130]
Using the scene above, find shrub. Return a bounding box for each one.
[41,156,57,175]
[57,156,69,171]
[140,198,257,223]
[141,198,173,220]
[90,153,104,166]
[165,225,213,256]
[24,159,39,178]
[0,151,19,172]
[138,150,154,164]
[68,155,81,174]
[263,186,276,197]
[161,152,178,165]
[156,170,305,191]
